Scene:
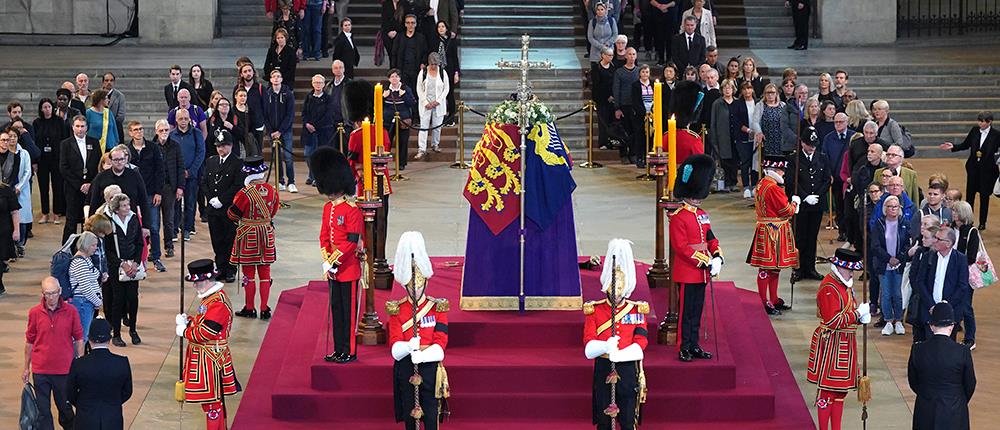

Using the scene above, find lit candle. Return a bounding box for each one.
[363,118,373,193]
[667,115,677,193]
[374,82,384,154]
[653,80,663,154]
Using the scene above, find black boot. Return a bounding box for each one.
[260,308,272,320]
[112,334,127,347]
[323,352,344,362]
[235,307,258,319]
[689,346,713,359]
[129,329,142,345]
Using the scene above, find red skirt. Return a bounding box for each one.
[806,327,859,392]
[746,220,799,269]
[230,223,276,265]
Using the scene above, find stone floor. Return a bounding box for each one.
[0,42,996,429]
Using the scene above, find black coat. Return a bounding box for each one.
[199,154,245,218]
[951,126,1000,183]
[670,32,706,73]
[164,81,197,110]
[90,168,152,229]
[58,135,102,193]
[787,150,832,212]
[264,45,299,83]
[332,33,361,79]
[127,140,165,198]
[106,211,144,267]
[67,348,133,430]
[156,136,184,194]
[391,33,429,77]
[908,334,976,430]
[912,249,970,324]
[591,62,616,103]
[32,116,70,163]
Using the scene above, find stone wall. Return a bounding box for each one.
[137,0,216,45]
[820,0,897,45]
[0,0,132,35]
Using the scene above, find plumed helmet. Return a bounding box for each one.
[667,80,705,129]
[342,79,374,123]
[393,231,434,289]
[600,239,636,300]
[672,153,715,200]
[309,146,356,197]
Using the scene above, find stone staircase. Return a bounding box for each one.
[722,0,795,48]
[714,0,750,49]
[464,1,579,48]
[216,0,384,48]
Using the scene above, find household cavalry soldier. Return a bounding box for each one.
[386,231,450,430]
[790,125,832,282]
[343,79,393,254]
[175,259,241,430]
[806,248,871,430]
[230,155,280,320]
[312,146,364,364]
[583,239,649,430]
[669,154,723,362]
[200,129,245,284]
[747,155,801,315]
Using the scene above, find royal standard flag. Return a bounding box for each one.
[523,122,576,229]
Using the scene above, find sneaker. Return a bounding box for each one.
[881,324,894,336]
[894,321,905,335]
[743,188,752,199]
[432,145,441,153]
[415,151,426,160]
[53,218,62,225]
[964,340,976,350]
[288,184,299,193]
[165,248,175,258]
[154,260,166,272]
[183,231,191,241]
[278,184,287,191]
[305,178,314,185]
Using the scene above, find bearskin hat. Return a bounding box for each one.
[342,79,374,123]
[672,153,715,200]
[310,146,356,197]
[667,80,705,129]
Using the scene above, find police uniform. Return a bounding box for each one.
[806,249,869,430]
[200,130,245,282]
[790,126,832,280]
[177,259,241,430]
[311,147,364,363]
[748,155,800,313]
[229,156,280,319]
[668,154,722,361]
[584,239,648,430]
[387,231,450,430]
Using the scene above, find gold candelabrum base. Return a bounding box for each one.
[357,193,386,345]
[648,151,680,345]
[372,155,394,291]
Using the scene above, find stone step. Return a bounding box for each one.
[885,97,1000,110]
[464,5,575,15]
[461,26,577,37]
[850,86,1000,98]
[717,4,786,17]
[888,109,990,122]
[844,75,1000,86]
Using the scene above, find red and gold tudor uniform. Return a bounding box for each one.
[229,156,280,318]
[179,260,240,430]
[387,295,450,430]
[583,297,650,430]
[747,156,800,313]
[806,249,866,430]
[320,195,364,362]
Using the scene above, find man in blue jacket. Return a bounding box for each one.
[263,69,297,193]
[912,227,969,343]
[169,108,205,241]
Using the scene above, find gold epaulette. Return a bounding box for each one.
[385,299,402,316]
[432,297,450,312]
[627,300,650,314]
[583,299,607,315]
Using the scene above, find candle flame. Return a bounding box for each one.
[670,114,675,120]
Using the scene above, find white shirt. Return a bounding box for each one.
[745,100,756,124]
[430,0,440,22]
[933,250,952,303]
[75,135,87,164]
[220,154,230,165]
[979,127,990,147]
[344,32,354,48]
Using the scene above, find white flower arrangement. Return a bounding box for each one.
[487,99,555,126]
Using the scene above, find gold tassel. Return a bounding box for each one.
[857,376,872,403]
[174,380,185,402]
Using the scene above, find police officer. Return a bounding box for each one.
[790,125,832,281]
[200,130,245,283]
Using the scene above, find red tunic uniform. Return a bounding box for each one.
[228,182,280,265]
[347,124,393,196]
[806,274,860,392]
[583,299,650,350]
[669,203,722,284]
[183,288,240,404]
[387,296,450,424]
[387,296,450,351]
[662,128,705,165]
[319,197,363,282]
[747,175,799,269]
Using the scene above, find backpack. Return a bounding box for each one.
[51,234,80,300]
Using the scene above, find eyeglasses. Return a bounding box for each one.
[131,127,143,132]
[886,153,902,158]
[111,157,126,162]
[886,205,900,209]
[43,291,61,297]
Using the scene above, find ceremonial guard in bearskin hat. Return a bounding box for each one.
[230,155,280,320]
[663,80,707,165]
[747,155,801,314]
[386,231,450,430]
[806,248,871,430]
[175,259,241,430]
[344,79,393,197]
[669,154,724,362]
[312,146,365,364]
[583,239,649,430]
[201,129,245,284]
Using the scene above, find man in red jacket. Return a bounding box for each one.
[24,277,84,430]
[669,154,722,362]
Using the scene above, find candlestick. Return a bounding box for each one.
[653,81,663,154]
[374,82,384,154]
[667,115,677,192]
[363,118,373,192]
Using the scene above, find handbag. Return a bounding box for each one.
[113,228,146,282]
[19,382,39,430]
[970,231,996,289]
[993,177,1000,197]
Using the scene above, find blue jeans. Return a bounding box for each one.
[303,126,334,182]
[964,289,976,341]
[71,298,95,342]
[303,4,325,58]
[276,130,296,185]
[879,270,903,321]
[146,194,162,259]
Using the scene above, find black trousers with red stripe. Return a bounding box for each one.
[679,282,707,351]
[329,279,359,356]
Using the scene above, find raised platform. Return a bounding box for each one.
[231,257,812,429]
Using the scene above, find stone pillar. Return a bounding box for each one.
[138,0,216,45]
[820,0,896,45]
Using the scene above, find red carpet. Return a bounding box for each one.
[231,257,813,429]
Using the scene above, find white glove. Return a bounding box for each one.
[606,335,620,353]
[856,303,871,324]
[322,262,338,277]
[584,340,609,359]
[391,341,413,360]
[791,195,801,206]
[175,313,188,325]
[209,197,223,209]
[408,336,421,351]
[175,323,186,337]
[410,349,425,364]
[609,343,644,363]
[710,257,723,277]
[805,195,820,205]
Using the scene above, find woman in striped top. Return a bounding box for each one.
[69,231,103,342]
